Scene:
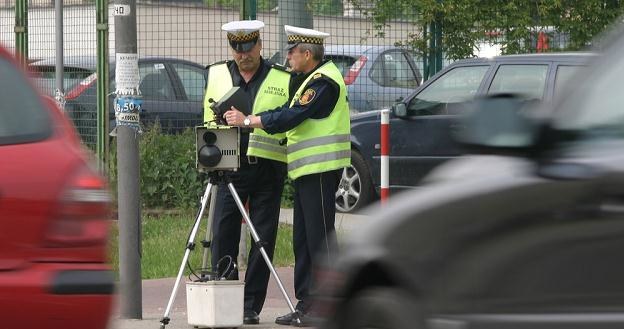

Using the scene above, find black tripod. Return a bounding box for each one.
[159,170,299,328]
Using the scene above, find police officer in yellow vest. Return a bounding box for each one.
[223,25,350,326]
[204,20,290,325]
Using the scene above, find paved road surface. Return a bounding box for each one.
[110,208,369,329]
[110,267,302,329]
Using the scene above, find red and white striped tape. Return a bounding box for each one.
[380,109,390,204]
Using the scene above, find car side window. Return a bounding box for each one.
[0,58,52,145]
[370,51,418,88]
[553,65,583,102]
[487,64,548,100]
[408,65,489,116]
[171,62,206,102]
[138,63,175,101]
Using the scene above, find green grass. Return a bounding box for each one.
[108,212,295,280]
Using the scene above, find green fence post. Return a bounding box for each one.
[241,0,257,20]
[434,13,443,74]
[14,0,28,67]
[96,0,110,170]
[427,21,436,79]
[422,23,429,81]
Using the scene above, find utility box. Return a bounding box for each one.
[186,280,244,328]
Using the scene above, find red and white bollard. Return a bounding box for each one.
[380,109,390,205]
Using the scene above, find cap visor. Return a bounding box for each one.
[284,43,299,51]
[230,40,256,53]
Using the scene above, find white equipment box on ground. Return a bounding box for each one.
[186,280,244,328]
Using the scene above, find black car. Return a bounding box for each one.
[317,25,624,329]
[337,53,593,212]
[29,56,207,144]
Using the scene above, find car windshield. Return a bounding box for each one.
[552,47,624,142]
[0,58,52,145]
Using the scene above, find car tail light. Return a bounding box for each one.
[45,166,112,247]
[66,72,97,100]
[344,56,367,85]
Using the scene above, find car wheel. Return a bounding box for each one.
[340,287,421,329]
[335,150,374,213]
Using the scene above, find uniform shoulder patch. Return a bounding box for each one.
[312,72,323,79]
[298,88,317,105]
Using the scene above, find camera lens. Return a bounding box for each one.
[198,145,222,167]
[203,131,217,145]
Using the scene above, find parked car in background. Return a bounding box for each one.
[271,45,422,114]
[337,52,593,212]
[317,24,624,329]
[0,46,114,329]
[29,57,94,98]
[29,56,207,145]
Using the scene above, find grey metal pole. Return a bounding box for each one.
[54,0,65,111]
[114,0,142,319]
[277,0,312,64]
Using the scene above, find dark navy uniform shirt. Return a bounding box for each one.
[260,60,340,135]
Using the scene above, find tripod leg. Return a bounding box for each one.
[160,182,214,329]
[226,183,300,323]
[201,185,218,272]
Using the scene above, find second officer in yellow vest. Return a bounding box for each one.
[204,20,290,325]
[224,25,351,326]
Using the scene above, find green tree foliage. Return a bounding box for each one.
[203,0,345,14]
[348,0,624,60]
[309,0,344,15]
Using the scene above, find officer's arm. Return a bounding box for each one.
[223,106,274,128]
[224,79,337,131]
[258,79,337,133]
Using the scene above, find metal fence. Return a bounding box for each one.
[3,0,619,155]
[1,0,423,154]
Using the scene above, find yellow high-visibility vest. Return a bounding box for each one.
[203,62,290,162]
[285,61,351,179]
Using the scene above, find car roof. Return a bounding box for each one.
[324,45,409,57]
[451,52,597,65]
[29,56,203,70]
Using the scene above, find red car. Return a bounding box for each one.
[0,45,114,329]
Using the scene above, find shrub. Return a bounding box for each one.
[109,125,294,210]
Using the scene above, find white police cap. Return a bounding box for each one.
[222,20,264,52]
[284,25,330,50]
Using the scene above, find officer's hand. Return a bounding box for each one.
[224,107,244,126]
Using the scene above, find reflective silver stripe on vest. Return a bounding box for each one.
[248,140,286,155]
[287,134,350,153]
[288,150,351,172]
[250,134,283,146]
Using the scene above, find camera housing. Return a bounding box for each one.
[195,125,240,172]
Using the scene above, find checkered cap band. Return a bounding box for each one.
[287,35,324,45]
[227,30,260,42]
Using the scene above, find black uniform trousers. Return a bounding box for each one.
[210,157,287,314]
[292,169,341,313]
